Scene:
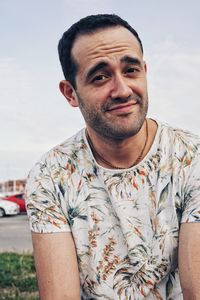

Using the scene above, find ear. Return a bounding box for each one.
[143,61,147,73]
[59,80,79,107]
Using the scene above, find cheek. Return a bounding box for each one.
[133,79,148,94]
[90,88,110,104]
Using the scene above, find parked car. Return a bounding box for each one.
[0,199,20,217]
[3,193,26,213]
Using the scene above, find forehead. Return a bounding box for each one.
[71,26,143,73]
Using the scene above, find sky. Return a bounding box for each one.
[0,0,200,181]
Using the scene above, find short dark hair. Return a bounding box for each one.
[58,14,143,88]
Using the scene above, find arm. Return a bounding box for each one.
[178,223,200,299]
[32,231,80,300]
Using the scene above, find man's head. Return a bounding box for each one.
[58,14,148,140]
[58,14,143,89]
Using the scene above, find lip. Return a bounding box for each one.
[107,102,137,114]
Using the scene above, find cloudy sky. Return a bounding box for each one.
[0,0,200,181]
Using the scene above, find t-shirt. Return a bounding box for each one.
[25,120,200,299]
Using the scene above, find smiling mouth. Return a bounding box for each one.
[106,102,137,114]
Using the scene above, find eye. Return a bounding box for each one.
[125,67,139,74]
[91,74,108,83]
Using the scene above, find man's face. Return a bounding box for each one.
[71,26,148,140]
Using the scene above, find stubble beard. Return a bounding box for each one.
[77,93,149,140]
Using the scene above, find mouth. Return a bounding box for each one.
[106,102,138,114]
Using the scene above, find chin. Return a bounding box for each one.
[110,119,145,138]
[97,125,143,140]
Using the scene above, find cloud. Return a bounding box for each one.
[62,0,114,18]
[146,39,200,134]
[0,58,32,105]
[0,57,84,150]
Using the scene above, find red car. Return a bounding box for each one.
[3,193,26,213]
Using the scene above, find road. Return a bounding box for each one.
[0,213,33,253]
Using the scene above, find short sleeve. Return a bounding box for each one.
[25,156,71,233]
[181,150,200,223]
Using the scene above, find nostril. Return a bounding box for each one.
[110,87,132,100]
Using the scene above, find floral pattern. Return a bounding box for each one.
[25,120,200,299]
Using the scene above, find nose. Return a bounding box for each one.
[110,74,132,99]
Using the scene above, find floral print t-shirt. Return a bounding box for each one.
[26,120,200,300]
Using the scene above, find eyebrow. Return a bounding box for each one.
[85,55,142,82]
[120,55,142,67]
[86,62,108,82]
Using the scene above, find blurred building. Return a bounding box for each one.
[0,179,26,197]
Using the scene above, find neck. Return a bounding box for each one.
[86,118,155,169]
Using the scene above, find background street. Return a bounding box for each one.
[0,214,33,252]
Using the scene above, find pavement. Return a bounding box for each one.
[0,213,33,253]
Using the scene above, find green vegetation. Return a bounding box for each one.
[0,252,39,300]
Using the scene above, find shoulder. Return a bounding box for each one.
[49,128,87,162]
[158,121,200,156]
[27,129,88,181]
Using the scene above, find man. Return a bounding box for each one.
[26,14,200,299]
